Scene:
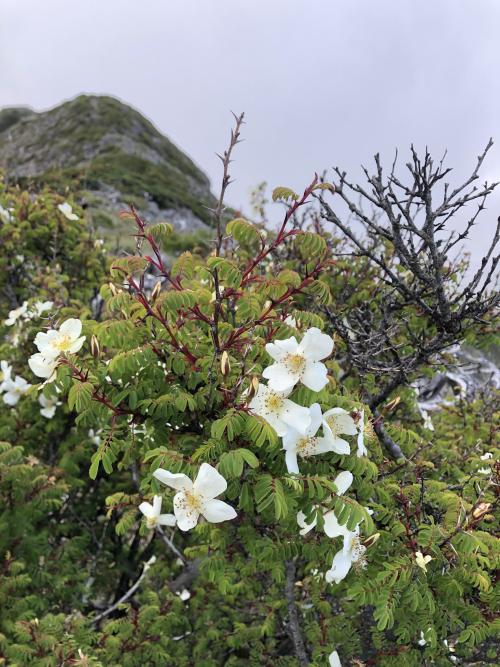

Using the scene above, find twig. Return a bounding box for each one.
[284,560,310,666]
[156,526,186,565]
[213,112,245,255]
[92,555,156,625]
[372,414,405,460]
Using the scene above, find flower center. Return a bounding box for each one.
[183,490,203,514]
[351,538,367,570]
[326,416,340,437]
[146,516,159,529]
[55,334,73,352]
[296,436,317,457]
[284,353,306,374]
[265,393,284,413]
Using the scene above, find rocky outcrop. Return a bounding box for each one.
[0,95,215,233]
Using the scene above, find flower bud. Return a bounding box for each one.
[247,376,259,401]
[90,334,100,358]
[383,396,401,413]
[151,280,162,302]
[363,532,380,548]
[472,502,491,520]
[220,350,230,377]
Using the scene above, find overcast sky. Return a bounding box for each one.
[1,0,499,261]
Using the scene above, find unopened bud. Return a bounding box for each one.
[363,532,380,548]
[90,335,100,358]
[383,396,401,413]
[472,502,491,520]
[220,350,230,377]
[247,376,259,401]
[151,280,162,302]
[109,282,118,296]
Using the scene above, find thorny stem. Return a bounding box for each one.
[213,112,245,256]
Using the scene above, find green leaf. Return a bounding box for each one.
[68,381,93,413]
[272,186,298,202]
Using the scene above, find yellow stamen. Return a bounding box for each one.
[284,352,306,374]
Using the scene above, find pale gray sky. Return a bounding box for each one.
[1,0,500,260]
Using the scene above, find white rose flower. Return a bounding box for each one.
[325,523,367,584]
[0,360,12,390]
[283,403,347,474]
[139,495,177,529]
[38,393,61,419]
[32,301,53,317]
[58,202,79,220]
[153,463,237,531]
[88,429,102,446]
[28,353,58,381]
[2,375,31,406]
[322,407,357,455]
[249,384,311,437]
[263,327,333,393]
[34,318,85,360]
[297,471,353,535]
[415,551,432,572]
[5,301,28,326]
[0,204,12,223]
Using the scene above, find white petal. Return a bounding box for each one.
[357,411,367,457]
[158,513,177,526]
[194,463,227,499]
[3,391,20,406]
[297,510,317,536]
[152,495,162,516]
[298,328,333,361]
[139,502,154,518]
[333,471,353,495]
[285,449,300,474]
[308,402,323,435]
[173,492,200,531]
[68,336,86,354]
[329,650,342,667]
[265,337,299,361]
[337,414,357,435]
[302,361,329,392]
[34,330,59,357]
[59,318,82,340]
[323,510,348,538]
[262,363,297,392]
[330,436,351,455]
[323,408,357,436]
[153,469,193,491]
[248,387,266,414]
[325,548,353,584]
[261,410,289,437]
[201,498,237,523]
[282,399,311,435]
[282,427,301,451]
[315,435,350,456]
[28,353,57,379]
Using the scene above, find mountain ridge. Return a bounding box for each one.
[0,95,215,235]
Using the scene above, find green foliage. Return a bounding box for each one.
[0,171,498,667]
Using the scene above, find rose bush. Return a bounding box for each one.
[0,146,498,666]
